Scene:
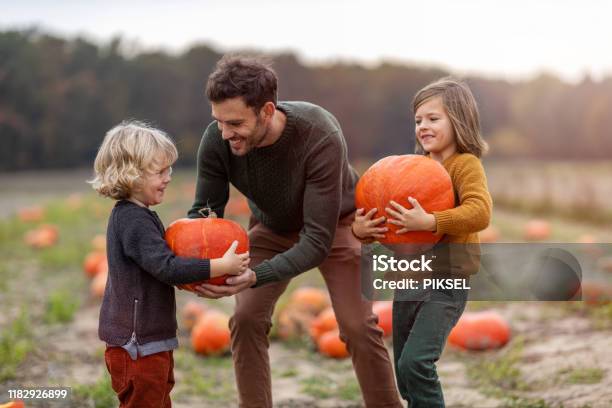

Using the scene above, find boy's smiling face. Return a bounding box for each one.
[131,164,172,207]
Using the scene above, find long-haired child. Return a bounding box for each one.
[352,78,492,407]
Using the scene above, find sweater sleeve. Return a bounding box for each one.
[119,210,211,285]
[188,123,230,219]
[252,133,343,286]
[433,155,492,236]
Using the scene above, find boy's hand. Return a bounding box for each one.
[210,240,250,278]
[386,197,436,233]
[352,208,388,240]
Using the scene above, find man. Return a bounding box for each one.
[189,55,401,408]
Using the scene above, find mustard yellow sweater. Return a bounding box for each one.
[433,153,492,244]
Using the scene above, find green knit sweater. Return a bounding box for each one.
[188,101,359,287]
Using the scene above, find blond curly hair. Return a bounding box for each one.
[89,120,177,200]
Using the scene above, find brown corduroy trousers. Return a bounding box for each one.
[230,215,402,408]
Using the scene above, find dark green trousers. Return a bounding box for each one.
[392,289,468,407]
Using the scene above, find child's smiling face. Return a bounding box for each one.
[131,164,172,207]
[415,96,457,161]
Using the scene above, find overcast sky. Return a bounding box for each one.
[3,0,611,82]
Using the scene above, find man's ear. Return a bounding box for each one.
[261,101,276,119]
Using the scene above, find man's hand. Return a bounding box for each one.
[192,268,257,299]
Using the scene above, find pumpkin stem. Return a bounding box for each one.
[198,207,217,219]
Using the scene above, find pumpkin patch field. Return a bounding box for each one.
[1,165,612,408]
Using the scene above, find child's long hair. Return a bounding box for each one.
[413,77,488,158]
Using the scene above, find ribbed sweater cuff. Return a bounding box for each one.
[433,211,453,235]
[252,262,279,288]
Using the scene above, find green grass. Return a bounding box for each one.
[73,374,116,408]
[173,348,235,401]
[558,367,605,385]
[0,307,33,381]
[299,374,360,401]
[464,338,530,397]
[300,375,336,399]
[44,291,80,324]
[501,396,551,408]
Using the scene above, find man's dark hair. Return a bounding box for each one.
[206,55,278,111]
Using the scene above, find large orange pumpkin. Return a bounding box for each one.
[355,155,454,244]
[317,330,350,359]
[191,310,231,355]
[165,216,249,290]
[448,311,510,351]
[372,301,393,337]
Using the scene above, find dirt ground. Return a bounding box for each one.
[1,169,612,408]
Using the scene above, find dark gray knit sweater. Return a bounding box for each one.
[99,200,211,346]
[188,101,359,287]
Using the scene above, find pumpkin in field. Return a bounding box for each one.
[182,301,207,330]
[24,224,58,248]
[309,307,339,340]
[165,215,249,290]
[317,330,349,359]
[83,251,107,278]
[479,225,500,243]
[18,206,45,222]
[90,267,108,298]
[290,287,330,314]
[276,303,316,340]
[91,234,106,251]
[373,301,393,337]
[355,155,454,245]
[523,219,551,241]
[0,401,25,408]
[448,311,511,351]
[580,282,612,305]
[191,310,231,355]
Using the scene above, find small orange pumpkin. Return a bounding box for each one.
[523,219,551,241]
[317,330,349,359]
[355,155,454,245]
[372,301,393,337]
[191,310,231,355]
[18,206,45,222]
[83,251,107,278]
[290,287,330,314]
[448,311,511,351]
[479,225,500,243]
[0,401,25,408]
[181,301,207,331]
[309,307,338,341]
[24,224,58,248]
[90,267,108,298]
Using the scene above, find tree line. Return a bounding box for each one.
[1,29,611,171]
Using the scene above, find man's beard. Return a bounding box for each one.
[236,117,268,155]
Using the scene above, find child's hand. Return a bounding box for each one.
[386,197,436,234]
[352,208,388,240]
[211,241,250,277]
